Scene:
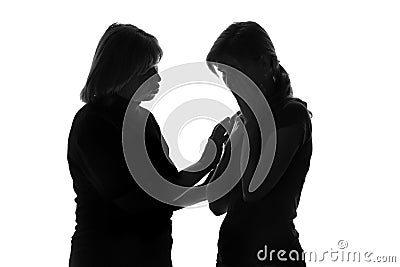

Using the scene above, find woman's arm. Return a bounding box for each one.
[170,116,232,188]
[241,103,308,203]
[207,141,235,215]
[241,125,302,203]
[174,138,223,187]
[207,117,245,215]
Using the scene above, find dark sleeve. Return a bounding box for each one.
[144,112,180,183]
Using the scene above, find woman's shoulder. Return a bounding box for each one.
[70,103,115,137]
[73,103,106,123]
[275,98,311,128]
[282,99,309,117]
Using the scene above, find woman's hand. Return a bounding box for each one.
[229,115,245,153]
[210,116,231,146]
[199,115,237,169]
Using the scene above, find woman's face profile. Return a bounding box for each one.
[217,54,276,100]
[214,53,274,121]
[126,66,161,102]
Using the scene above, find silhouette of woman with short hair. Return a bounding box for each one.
[67,23,227,267]
[206,21,313,267]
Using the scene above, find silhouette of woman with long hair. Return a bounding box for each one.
[206,22,313,267]
[67,23,228,267]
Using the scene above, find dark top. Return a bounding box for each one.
[217,98,313,266]
[67,94,179,266]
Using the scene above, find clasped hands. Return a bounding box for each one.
[199,111,246,171]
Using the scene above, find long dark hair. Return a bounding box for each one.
[207,21,312,116]
[80,23,162,103]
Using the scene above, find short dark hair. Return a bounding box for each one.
[80,23,163,103]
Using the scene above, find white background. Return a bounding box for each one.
[1,0,399,266]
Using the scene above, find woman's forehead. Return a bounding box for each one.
[215,58,242,72]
